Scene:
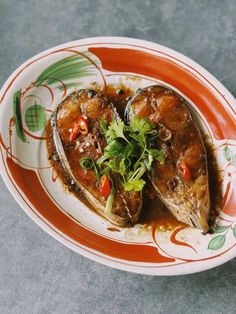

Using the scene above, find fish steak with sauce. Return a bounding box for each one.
[51,89,142,226]
[126,85,210,232]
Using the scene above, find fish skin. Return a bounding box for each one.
[51,89,142,226]
[126,85,210,232]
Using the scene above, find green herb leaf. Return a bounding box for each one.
[105,125,116,141]
[208,235,226,250]
[119,158,126,176]
[123,179,146,192]
[149,149,165,162]
[98,115,165,193]
[100,116,108,134]
[130,116,155,135]
[129,132,145,147]
[106,119,128,142]
[104,140,123,157]
[124,142,136,158]
[224,146,233,162]
[106,159,118,172]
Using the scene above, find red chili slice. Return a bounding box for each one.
[178,159,191,181]
[149,114,156,124]
[78,116,89,135]
[99,174,111,197]
[69,115,89,141]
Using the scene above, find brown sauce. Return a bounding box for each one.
[45,85,221,232]
[205,140,222,226]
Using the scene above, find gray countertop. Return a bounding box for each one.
[0,0,236,313]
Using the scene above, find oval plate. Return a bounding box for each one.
[1,37,236,275]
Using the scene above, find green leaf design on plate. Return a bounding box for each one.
[212,225,228,233]
[233,225,236,238]
[25,103,46,132]
[231,155,236,167]
[35,53,94,86]
[208,235,226,250]
[13,89,26,142]
[57,82,83,91]
[224,146,233,162]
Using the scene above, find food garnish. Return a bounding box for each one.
[70,115,89,141]
[79,116,164,196]
[178,159,191,182]
[99,174,111,197]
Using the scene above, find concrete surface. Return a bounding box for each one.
[0,0,236,313]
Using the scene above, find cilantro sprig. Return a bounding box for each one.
[97,116,164,192]
[79,116,164,192]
